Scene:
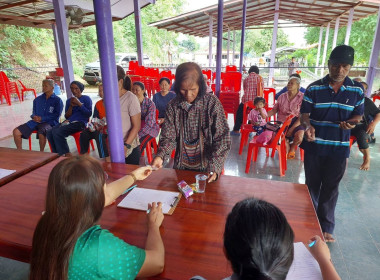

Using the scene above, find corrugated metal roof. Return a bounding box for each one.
[0,0,153,29]
[150,0,380,37]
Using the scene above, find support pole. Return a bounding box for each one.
[366,6,380,96]
[52,24,62,68]
[134,0,144,66]
[227,27,230,65]
[345,8,354,45]
[93,0,125,163]
[321,22,331,77]
[332,17,340,49]
[239,0,247,73]
[232,29,236,65]
[215,0,224,97]
[315,26,323,75]
[52,0,75,97]
[268,0,280,87]
[209,16,213,68]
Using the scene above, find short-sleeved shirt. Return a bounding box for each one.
[68,225,145,280]
[26,93,63,129]
[242,73,264,104]
[120,91,141,139]
[300,75,364,158]
[248,108,267,126]
[272,91,304,122]
[153,91,176,118]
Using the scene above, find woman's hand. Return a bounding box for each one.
[308,235,331,263]
[152,157,163,170]
[131,166,153,181]
[147,202,164,228]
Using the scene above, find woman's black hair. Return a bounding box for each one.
[224,198,294,280]
[159,77,171,85]
[133,81,147,97]
[254,97,266,106]
[123,76,132,91]
[248,66,260,74]
[173,62,207,100]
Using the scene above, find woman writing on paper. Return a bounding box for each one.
[29,156,165,280]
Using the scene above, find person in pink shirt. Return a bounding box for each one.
[267,76,304,158]
[248,97,274,145]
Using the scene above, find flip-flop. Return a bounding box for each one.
[323,232,336,243]
[287,151,296,159]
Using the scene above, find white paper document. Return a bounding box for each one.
[117,188,180,214]
[286,242,323,280]
[0,168,16,180]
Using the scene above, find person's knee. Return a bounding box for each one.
[294,131,304,143]
[13,128,21,137]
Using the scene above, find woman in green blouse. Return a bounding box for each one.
[29,156,164,280]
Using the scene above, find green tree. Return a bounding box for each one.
[179,36,200,52]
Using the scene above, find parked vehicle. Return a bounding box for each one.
[83,53,150,85]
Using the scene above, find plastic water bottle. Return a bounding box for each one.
[54,83,61,95]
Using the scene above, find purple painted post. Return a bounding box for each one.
[215,0,224,97]
[239,0,247,74]
[366,6,380,95]
[134,0,144,66]
[93,0,125,163]
[52,24,62,68]
[268,0,280,87]
[52,0,75,97]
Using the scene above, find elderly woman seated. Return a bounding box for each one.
[47,81,92,156]
[267,76,304,159]
[152,62,231,182]
[153,77,176,125]
[131,81,160,152]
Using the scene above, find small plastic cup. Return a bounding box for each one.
[195,174,208,193]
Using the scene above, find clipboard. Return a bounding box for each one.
[117,188,181,215]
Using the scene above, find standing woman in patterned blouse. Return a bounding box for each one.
[29,156,164,280]
[152,62,231,182]
[132,81,160,152]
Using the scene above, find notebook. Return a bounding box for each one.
[117,188,181,215]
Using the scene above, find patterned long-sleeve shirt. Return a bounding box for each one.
[156,93,231,175]
[138,97,160,139]
[242,73,264,104]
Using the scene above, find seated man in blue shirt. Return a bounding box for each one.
[13,79,63,151]
[47,81,92,156]
[275,73,306,100]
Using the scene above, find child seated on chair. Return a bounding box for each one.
[248,97,273,145]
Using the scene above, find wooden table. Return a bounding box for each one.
[0,160,322,279]
[0,147,59,187]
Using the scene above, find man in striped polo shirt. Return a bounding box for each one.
[300,45,364,242]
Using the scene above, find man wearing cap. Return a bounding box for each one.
[300,45,364,242]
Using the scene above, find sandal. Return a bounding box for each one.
[287,151,296,159]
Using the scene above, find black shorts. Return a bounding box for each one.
[17,123,52,139]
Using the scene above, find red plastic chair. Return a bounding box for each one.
[160,70,172,81]
[0,72,11,105]
[55,68,64,77]
[221,71,242,92]
[28,130,52,152]
[239,101,255,154]
[219,91,240,120]
[372,95,380,103]
[71,131,95,154]
[128,61,139,75]
[134,66,146,76]
[18,80,37,101]
[225,65,237,72]
[130,75,142,83]
[245,115,293,176]
[202,69,212,80]
[6,82,22,103]
[142,110,160,164]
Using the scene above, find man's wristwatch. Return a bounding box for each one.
[124,143,131,149]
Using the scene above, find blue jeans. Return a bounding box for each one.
[47,122,85,155]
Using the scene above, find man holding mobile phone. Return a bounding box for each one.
[300,45,364,243]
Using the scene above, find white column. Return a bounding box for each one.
[227,27,230,65]
[315,26,324,75]
[268,0,280,87]
[345,8,354,45]
[332,17,340,49]
[366,6,380,95]
[321,22,331,77]
[209,16,213,68]
[232,30,236,65]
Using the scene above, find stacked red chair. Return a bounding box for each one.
[6,81,22,103]
[263,87,276,121]
[128,61,139,75]
[245,115,293,176]
[219,91,240,120]
[225,65,237,72]
[18,80,37,101]
[0,71,11,105]
[221,71,242,92]
[239,101,255,154]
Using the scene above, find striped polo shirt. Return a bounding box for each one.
[300,75,364,158]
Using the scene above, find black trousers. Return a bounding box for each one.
[304,152,347,234]
[233,103,244,131]
[79,129,109,158]
[125,146,141,165]
[351,124,369,150]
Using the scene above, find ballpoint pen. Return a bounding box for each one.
[122,184,137,195]
[308,240,316,247]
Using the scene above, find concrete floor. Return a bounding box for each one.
[1,92,380,279]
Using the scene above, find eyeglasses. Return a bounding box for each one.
[104,171,109,181]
